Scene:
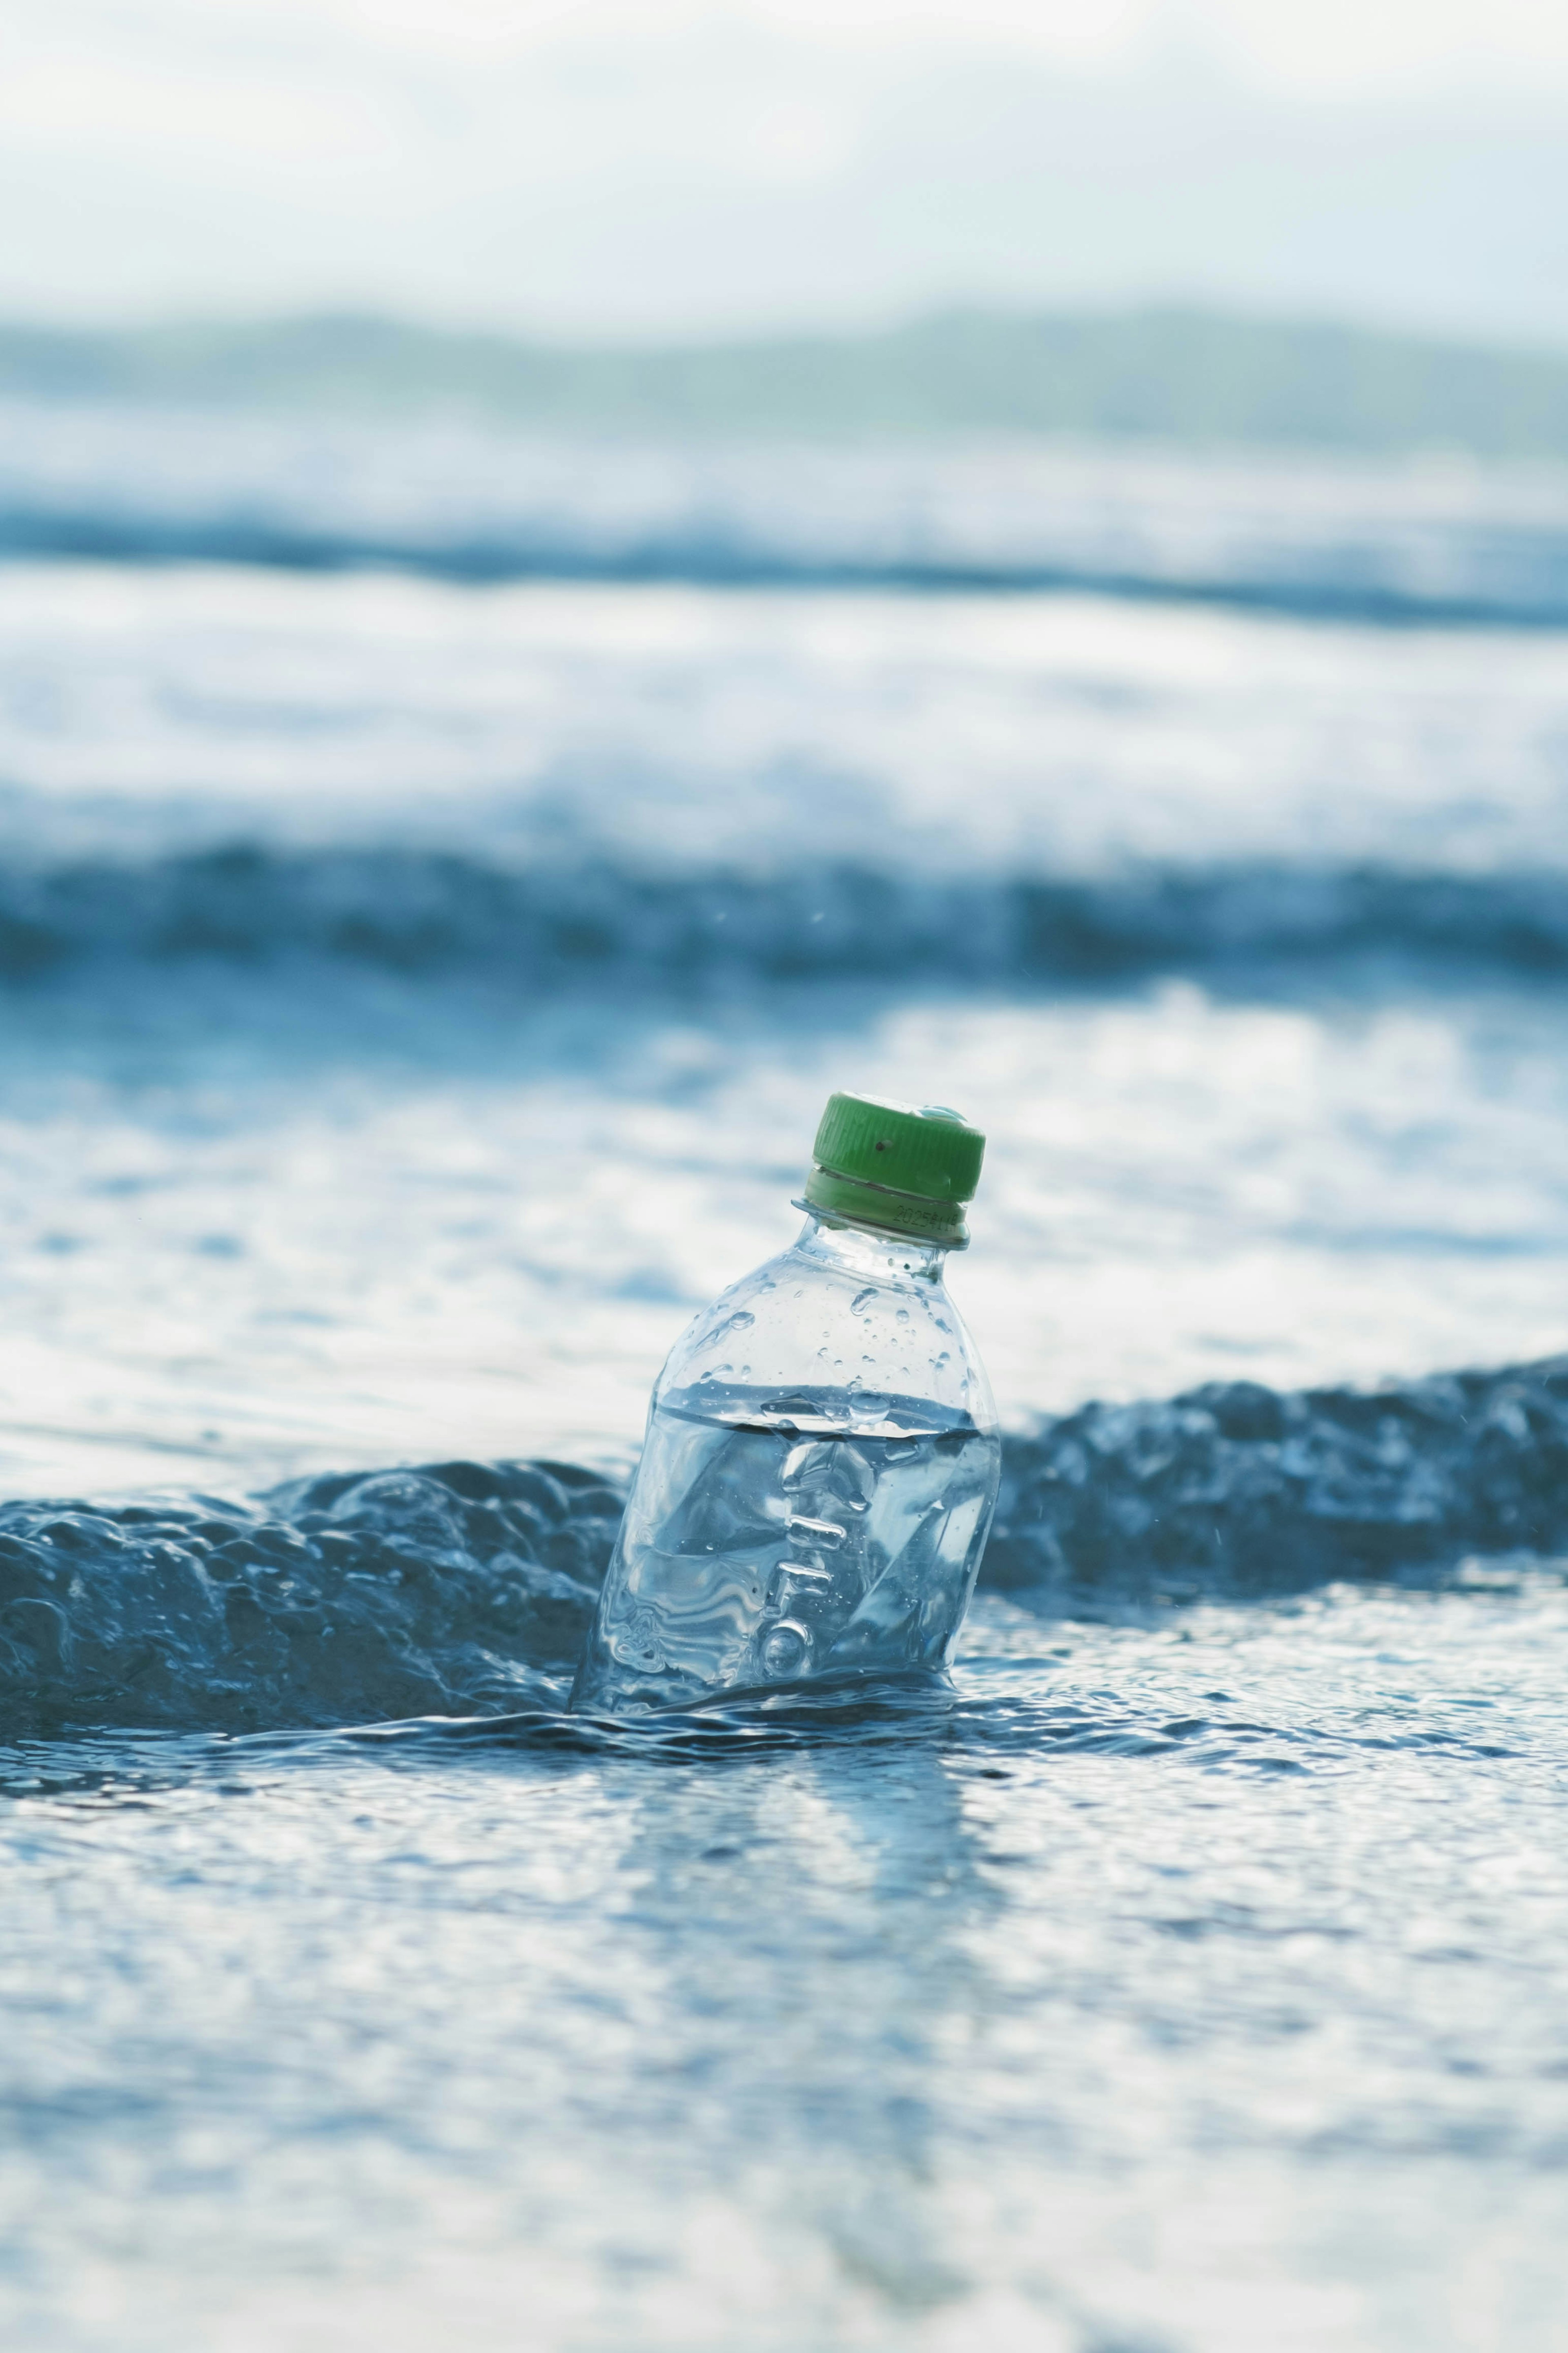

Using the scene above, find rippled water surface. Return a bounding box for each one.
[3,421,1568,2349]
[5,1575,1567,2353]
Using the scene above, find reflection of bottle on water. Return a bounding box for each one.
[570,1092,1001,1714]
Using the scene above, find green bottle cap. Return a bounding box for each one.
[803,1091,985,1247]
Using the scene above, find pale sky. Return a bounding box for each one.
[57,0,1568,89]
[4,0,1568,339]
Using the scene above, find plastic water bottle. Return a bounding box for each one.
[570,1092,1001,1713]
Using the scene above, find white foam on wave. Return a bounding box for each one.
[5,401,1568,620]
[2,562,1567,880]
[1,986,1566,1497]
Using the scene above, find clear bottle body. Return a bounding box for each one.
[569,1214,1001,1714]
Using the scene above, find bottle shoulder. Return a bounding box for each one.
[655,1229,996,1433]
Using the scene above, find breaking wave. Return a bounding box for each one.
[9,498,1568,627]
[989,1358,1568,1597]
[2,1355,1564,1737]
[7,848,1568,988]
[0,1459,625,1738]
[7,404,1568,625]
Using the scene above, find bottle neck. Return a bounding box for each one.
[792,1210,951,1287]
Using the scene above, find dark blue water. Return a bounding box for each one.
[2,414,1567,2349]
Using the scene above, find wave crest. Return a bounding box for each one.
[7,848,1568,988]
[0,1459,624,1737]
[991,1358,1568,1598]
[3,1356,1566,1736]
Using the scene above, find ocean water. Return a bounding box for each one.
[2,414,1568,2351]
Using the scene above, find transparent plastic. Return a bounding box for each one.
[569,1213,1001,1714]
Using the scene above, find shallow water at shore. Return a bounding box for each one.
[4,1571,1566,2353]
